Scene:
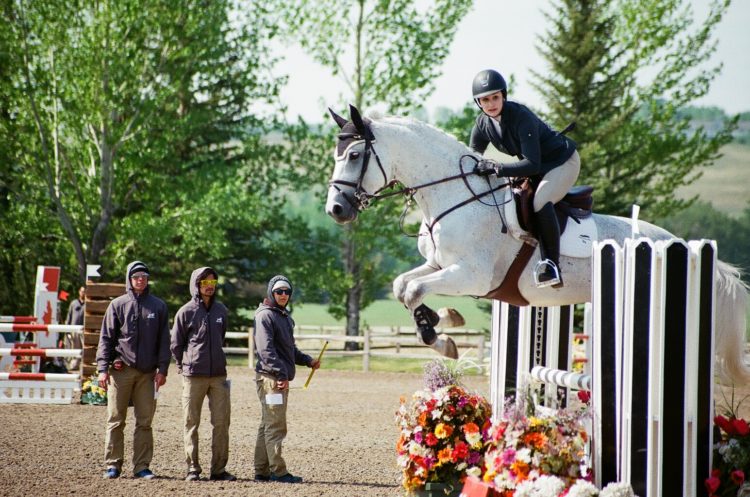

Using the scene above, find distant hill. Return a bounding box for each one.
[676,143,750,217]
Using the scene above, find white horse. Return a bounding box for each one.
[325,105,749,384]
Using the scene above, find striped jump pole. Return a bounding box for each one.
[0,324,84,334]
[0,348,83,358]
[0,316,37,323]
[0,372,79,381]
[530,366,591,391]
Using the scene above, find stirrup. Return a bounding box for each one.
[533,259,561,288]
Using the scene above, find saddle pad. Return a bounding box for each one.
[503,188,597,259]
[560,215,597,258]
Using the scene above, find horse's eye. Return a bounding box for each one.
[349,151,360,160]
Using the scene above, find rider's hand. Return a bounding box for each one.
[474,159,502,177]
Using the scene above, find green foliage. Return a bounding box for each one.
[657,201,750,283]
[531,0,736,219]
[0,1,286,318]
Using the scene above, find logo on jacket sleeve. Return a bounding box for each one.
[147,312,156,319]
[216,317,223,324]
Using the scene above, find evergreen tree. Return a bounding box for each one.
[531,0,736,218]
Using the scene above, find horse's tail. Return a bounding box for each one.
[715,260,750,385]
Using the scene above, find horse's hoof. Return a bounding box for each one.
[414,304,439,328]
[437,307,465,328]
[433,334,458,359]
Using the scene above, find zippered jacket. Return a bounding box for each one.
[170,266,228,377]
[96,261,171,375]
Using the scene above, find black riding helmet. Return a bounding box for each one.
[472,69,507,107]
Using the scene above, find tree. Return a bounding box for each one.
[530,0,736,219]
[1,1,283,315]
[277,0,473,345]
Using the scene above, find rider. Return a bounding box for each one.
[470,69,580,288]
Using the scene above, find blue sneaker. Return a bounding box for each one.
[103,467,120,479]
[271,473,303,483]
[134,468,156,479]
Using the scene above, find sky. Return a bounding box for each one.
[275,0,750,123]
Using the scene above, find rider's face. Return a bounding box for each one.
[478,92,504,118]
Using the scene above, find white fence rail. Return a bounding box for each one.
[223,325,487,372]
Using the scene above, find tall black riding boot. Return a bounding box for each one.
[533,202,563,288]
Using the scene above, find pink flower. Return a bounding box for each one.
[501,448,516,466]
[731,470,745,486]
[705,475,721,494]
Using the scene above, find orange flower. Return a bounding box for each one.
[435,423,454,439]
[510,460,530,481]
[437,447,452,463]
[523,431,547,449]
[418,411,428,426]
[463,422,480,434]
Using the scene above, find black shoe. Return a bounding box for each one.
[254,474,270,481]
[209,471,237,481]
[534,259,562,288]
[271,473,303,483]
[185,471,201,482]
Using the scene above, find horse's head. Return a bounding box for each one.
[325,105,390,224]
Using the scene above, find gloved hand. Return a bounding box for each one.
[474,158,503,177]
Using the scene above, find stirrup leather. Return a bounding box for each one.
[533,259,561,288]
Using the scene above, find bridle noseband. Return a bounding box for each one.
[328,132,391,212]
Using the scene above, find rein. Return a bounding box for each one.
[330,132,511,238]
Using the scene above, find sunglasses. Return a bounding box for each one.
[200,279,218,287]
[273,289,292,296]
[131,272,149,279]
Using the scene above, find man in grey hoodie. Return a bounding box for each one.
[171,267,236,482]
[96,261,170,480]
[253,275,320,484]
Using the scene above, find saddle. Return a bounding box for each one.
[513,178,594,236]
[483,180,595,306]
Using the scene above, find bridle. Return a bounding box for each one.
[328,123,512,236]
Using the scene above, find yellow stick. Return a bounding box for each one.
[303,341,329,390]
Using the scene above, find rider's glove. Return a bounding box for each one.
[474,159,503,177]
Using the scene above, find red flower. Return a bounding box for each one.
[715,415,734,435]
[732,418,750,437]
[452,441,469,462]
[425,432,438,447]
[731,470,745,486]
[705,475,721,494]
[577,390,591,404]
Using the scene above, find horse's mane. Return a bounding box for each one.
[367,111,476,156]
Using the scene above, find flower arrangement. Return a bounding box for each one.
[396,358,492,494]
[706,388,750,497]
[80,374,107,405]
[482,393,590,495]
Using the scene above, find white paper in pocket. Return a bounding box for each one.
[265,393,283,405]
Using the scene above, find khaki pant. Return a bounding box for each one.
[64,332,82,370]
[104,365,156,474]
[182,375,231,475]
[254,373,288,477]
[533,150,581,212]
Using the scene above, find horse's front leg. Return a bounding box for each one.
[393,263,439,305]
[403,264,488,360]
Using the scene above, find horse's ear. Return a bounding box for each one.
[328,107,347,129]
[349,104,365,133]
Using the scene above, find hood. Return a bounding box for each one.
[189,266,218,301]
[125,260,150,294]
[266,274,293,307]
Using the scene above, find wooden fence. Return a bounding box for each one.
[224,325,487,372]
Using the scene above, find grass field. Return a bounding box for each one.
[676,143,750,217]
[291,295,491,330]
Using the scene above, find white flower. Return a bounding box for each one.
[515,475,565,497]
[516,447,532,463]
[600,481,635,497]
[567,480,600,497]
[466,466,481,479]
